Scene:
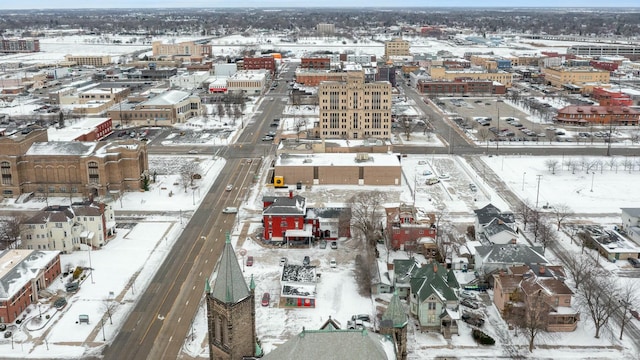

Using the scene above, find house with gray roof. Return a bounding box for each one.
[474,203,516,237]
[481,217,520,245]
[474,243,548,274]
[391,258,419,299]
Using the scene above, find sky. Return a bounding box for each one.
[0,1,638,10]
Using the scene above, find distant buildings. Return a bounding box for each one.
[0,249,61,324]
[567,45,640,60]
[317,71,391,140]
[240,56,276,75]
[385,38,411,58]
[151,40,212,61]
[107,89,202,126]
[64,55,112,67]
[226,70,268,95]
[385,204,437,253]
[417,78,506,96]
[316,23,336,35]
[541,66,610,93]
[429,67,513,87]
[0,38,40,53]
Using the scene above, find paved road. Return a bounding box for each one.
[103,65,292,359]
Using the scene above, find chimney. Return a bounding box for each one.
[433,263,438,273]
[539,265,546,274]
[289,190,293,199]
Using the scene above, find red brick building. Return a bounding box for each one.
[592,87,633,106]
[589,60,619,72]
[263,192,318,245]
[555,105,640,126]
[385,204,437,252]
[300,58,331,70]
[0,39,40,53]
[417,78,505,96]
[0,249,61,323]
[242,57,276,75]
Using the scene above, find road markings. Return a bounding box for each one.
[178,317,181,323]
[199,272,202,277]
[157,314,165,321]
[192,285,196,290]
[185,300,189,306]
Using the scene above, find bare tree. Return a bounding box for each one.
[0,216,23,250]
[606,158,619,173]
[576,270,618,338]
[544,159,559,174]
[536,221,556,255]
[400,116,414,141]
[564,254,597,290]
[551,204,573,231]
[514,290,550,352]
[179,161,201,192]
[616,281,639,340]
[527,208,544,242]
[518,199,533,231]
[348,191,386,249]
[102,298,117,325]
[216,103,225,121]
[477,127,490,142]
[294,119,306,141]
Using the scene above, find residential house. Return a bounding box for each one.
[371,260,393,295]
[20,201,116,252]
[481,218,520,245]
[0,249,61,323]
[391,258,420,299]
[493,264,579,332]
[473,203,516,238]
[409,262,459,338]
[385,204,437,254]
[474,244,548,275]
[262,192,317,245]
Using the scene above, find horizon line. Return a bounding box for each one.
[2,6,640,10]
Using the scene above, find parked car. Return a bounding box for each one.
[261,135,274,141]
[461,299,479,309]
[187,149,198,154]
[222,207,238,214]
[461,312,485,327]
[246,256,254,267]
[423,170,432,176]
[54,297,68,309]
[460,291,476,299]
[631,309,640,320]
[261,292,270,307]
[628,258,640,268]
[303,256,310,266]
[330,241,338,250]
[469,184,477,192]
[279,257,288,266]
[65,282,79,293]
[426,177,440,185]
[319,240,327,249]
[330,258,337,268]
[225,184,233,191]
[351,314,371,323]
[438,174,451,181]
[0,324,6,331]
[347,320,365,329]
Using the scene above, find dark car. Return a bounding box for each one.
[351,314,371,323]
[461,313,485,327]
[628,258,640,268]
[65,282,79,292]
[631,309,640,320]
[4,331,11,338]
[246,256,254,267]
[303,256,310,266]
[461,299,479,309]
[261,292,270,307]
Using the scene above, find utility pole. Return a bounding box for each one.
[535,175,542,208]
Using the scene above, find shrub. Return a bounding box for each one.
[472,329,495,345]
[16,319,22,325]
[45,314,50,320]
[72,266,83,280]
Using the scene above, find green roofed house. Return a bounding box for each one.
[409,262,460,338]
[205,233,260,360]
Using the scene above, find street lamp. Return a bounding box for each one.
[590,172,595,192]
[496,99,503,155]
[522,172,527,191]
[101,317,106,341]
[535,175,542,208]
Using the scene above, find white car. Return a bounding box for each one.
[187,150,198,154]
[330,258,337,268]
[225,184,233,191]
[438,174,451,181]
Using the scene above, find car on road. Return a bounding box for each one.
[246,256,254,267]
[469,184,477,192]
[330,258,337,268]
[330,241,338,250]
[631,309,640,320]
[187,150,198,154]
[303,256,310,266]
[319,240,327,249]
[225,184,233,191]
[222,207,238,214]
[426,177,440,185]
[261,135,274,141]
[279,257,288,266]
[261,292,270,307]
[269,122,278,127]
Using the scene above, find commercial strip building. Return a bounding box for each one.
[417,78,506,96]
[541,66,610,92]
[429,67,513,87]
[151,40,212,61]
[106,89,203,126]
[316,71,392,140]
[567,45,640,60]
[64,55,112,67]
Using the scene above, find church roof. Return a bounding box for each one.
[382,292,407,328]
[210,234,250,304]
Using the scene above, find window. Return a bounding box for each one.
[428,302,436,310]
[1,161,11,185]
[88,161,100,184]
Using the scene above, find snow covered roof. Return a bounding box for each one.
[261,328,396,360]
[26,141,98,156]
[142,90,190,106]
[48,117,111,141]
[621,208,640,218]
[263,195,307,216]
[474,203,515,225]
[0,249,60,300]
[276,153,400,167]
[475,244,547,265]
